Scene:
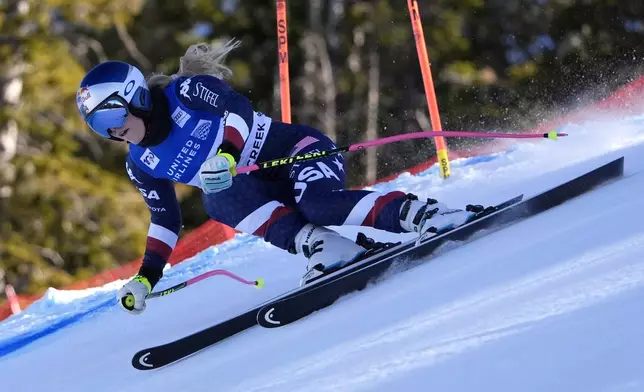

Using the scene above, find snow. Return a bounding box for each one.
[1,114,644,391]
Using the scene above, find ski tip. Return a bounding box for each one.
[254,277,265,289]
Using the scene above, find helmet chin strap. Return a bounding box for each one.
[137,119,167,147]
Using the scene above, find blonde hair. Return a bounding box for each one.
[147,38,241,89]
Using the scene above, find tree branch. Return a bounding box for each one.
[114,22,151,71]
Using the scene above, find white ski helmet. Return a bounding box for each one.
[77,61,152,139]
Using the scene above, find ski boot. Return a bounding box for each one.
[294,224,370,286]
[399,195,482,239]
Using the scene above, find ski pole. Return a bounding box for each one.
[121,269,264,310]
[237,130,566,174]
[148,269,264,299]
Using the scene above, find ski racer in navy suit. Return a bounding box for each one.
[76,41,482,314]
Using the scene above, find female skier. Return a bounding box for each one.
[76,40,482,314]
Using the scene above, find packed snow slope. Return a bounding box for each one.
[1,115,644,392]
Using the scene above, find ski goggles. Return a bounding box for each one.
[85,96,130,139]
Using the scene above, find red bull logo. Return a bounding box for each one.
[76,87,92,116]
[76,86,91,105]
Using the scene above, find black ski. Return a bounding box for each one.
[132,157,623,370]
[256,158,626,328]
[131,199,518,370]
[256,195,522,328]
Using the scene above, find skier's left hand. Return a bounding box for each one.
[199,151,237,194]
[117,275,152,315]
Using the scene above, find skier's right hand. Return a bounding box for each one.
[117,275,152,315]
[199,151,237,194]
